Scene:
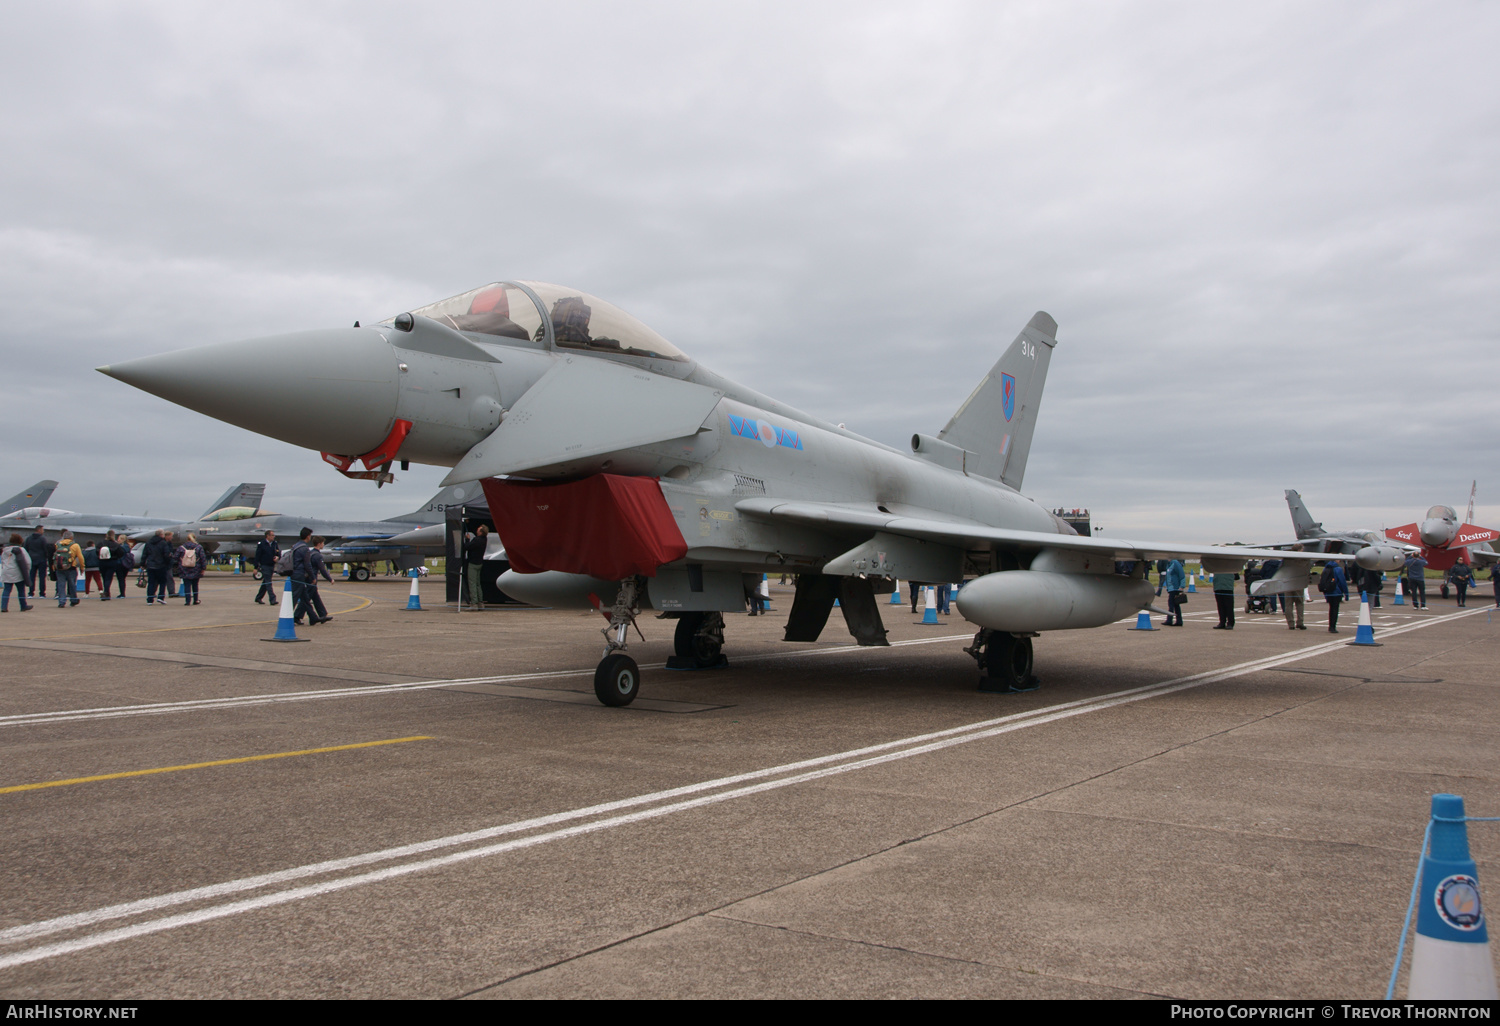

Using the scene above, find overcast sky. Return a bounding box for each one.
[2,1,1496,540]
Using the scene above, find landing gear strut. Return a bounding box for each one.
[667,611,727,670]
[594,576,646,706]
[966,629,1039,693]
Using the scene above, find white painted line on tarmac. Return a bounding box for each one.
[0,634,976,728]
[0,607,1482,970]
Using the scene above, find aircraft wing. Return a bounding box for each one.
[734,498,1356,563]
[1386,524,1420,545]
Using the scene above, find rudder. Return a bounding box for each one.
[0,480,59,516]
[1284,489,1324,539]
[938,312,1057,489]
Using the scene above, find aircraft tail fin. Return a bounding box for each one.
[937,312,1057,490]
[201,483,266,518]
[383,483,477,524]
[0,480,59,516]
[1285,489,1325,539]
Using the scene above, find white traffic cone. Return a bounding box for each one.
[1407,794,1498,999]
[265,586,307,643]
[1351,591,1379,646]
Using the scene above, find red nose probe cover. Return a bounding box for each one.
[481,474,688,581]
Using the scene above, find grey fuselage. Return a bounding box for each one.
[0,509,178,546]
[138,512,443,566]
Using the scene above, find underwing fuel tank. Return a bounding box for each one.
[1354,545,1406,572]
[955,570,1154,633]
[497,569,621,610]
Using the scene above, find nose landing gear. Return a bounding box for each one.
[594,575,646,706]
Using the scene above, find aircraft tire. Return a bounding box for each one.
[351,566,371,582]
[594,654,641,707]
[984,634,1034,690]
[674,613,705,658]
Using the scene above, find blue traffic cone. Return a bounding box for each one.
[1394,579,1406,605]
[1351,592,1379,646]
[264,586,308,643]
[1407,794,1497,998]
[404,568,423,611]
[1129,608,1156,630]
[890,580,902,605]
[920,586,939,625]
[1187,573,1197,593]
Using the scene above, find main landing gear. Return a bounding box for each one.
[965,629,1039,693]
[666,611,727,670]
[350,565,372,582]
[594,576,646,706]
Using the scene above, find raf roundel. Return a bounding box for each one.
[758,423,777,448]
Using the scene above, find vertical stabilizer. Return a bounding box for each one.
[1285,489,1324,539]
[938,312,1057,490]
[201,483,266,517]
[1,480,59,516]
[385,482,479,524]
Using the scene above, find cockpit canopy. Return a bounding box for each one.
[9,507,70,518]
[393,281,688,363]
[1425,505,1457,522]
[200,506,267,522]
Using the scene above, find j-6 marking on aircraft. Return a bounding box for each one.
[100,280,1352,705]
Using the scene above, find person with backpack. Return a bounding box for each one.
[24,526,51,598]
[254,530,279,604]
[2,534,33,612]
[81,541,102,596]
[293,533,333,625]
[98,531,121,601]
[1318,560,1349,632]
[53,530,83,607]
[174,533,207,606]
[141,529,174,605]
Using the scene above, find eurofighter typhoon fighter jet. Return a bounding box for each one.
[101,281,1351,705]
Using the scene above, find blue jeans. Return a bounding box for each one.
[936,584,951,613]
[2,581,30,610]
[54,569,77,605]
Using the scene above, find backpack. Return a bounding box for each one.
[53,547,72,572]
[119,546,136,571]
[180,547,197,569]
[1318,564,1337,593]
[275,547,295,576]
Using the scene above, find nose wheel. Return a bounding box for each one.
[595,653,641,706]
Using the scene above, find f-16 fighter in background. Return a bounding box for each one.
[101,280,1353,705]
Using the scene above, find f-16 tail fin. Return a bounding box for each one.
[200,483,266,518]
[1285,490,1325,539]
[1,480,59,516]
[937,311,1056,490]
[384,483,477,524]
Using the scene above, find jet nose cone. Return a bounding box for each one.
[101,327,401,455]
[1418,519,1451,548]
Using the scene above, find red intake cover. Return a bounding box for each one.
[480,474,687,580]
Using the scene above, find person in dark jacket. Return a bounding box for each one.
[288,527,314,622]
[82,542,101,596]
[1403,555,1428,609]
[174,533,207,606]
[1363,567,1384,608]
[23,526,50,598]
[142,529,174,605]
[254,530,279,604]
[293,535,334,625]
[1319,561,1349,632]
[98,530,123,600]
[1448,562,1475,607]
[463,525,489,611]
